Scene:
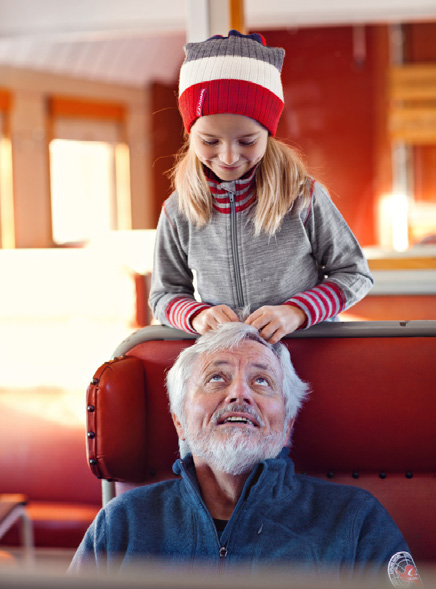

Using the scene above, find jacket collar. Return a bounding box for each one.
[173,447,295,508]
[203,165,257,214]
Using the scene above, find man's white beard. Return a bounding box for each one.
[185,410,288,475]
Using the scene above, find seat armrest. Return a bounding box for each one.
[87,356,148,482]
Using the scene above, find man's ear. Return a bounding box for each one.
[172,413,186,441]
[285,417,295,445]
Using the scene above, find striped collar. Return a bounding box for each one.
[204,165,257,214]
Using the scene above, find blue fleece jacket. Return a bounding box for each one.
[69,450,411,582]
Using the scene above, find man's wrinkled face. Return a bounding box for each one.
[172,340,293,475]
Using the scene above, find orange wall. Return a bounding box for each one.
[407,23,436,208]
[407,21,436,61]
[341,294,436,321]
[151,81,185,226]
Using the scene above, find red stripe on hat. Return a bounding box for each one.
[179,79,283,135]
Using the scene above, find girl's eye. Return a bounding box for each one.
[202,139,218,146]
[239,140,256,146]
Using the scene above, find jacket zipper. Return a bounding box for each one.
[228,190,245,308]
[180,460,229,564]
[212,514,228,564]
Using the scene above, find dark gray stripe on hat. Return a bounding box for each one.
[184,36,284,71]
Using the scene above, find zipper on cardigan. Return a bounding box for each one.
[228,191,245,308]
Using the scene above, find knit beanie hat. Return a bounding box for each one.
[178,30,285,136]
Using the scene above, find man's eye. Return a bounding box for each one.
[254,377,269,386]
[208,374,224,383]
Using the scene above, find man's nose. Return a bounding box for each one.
[225,379,253,405]
[218,144,238,165]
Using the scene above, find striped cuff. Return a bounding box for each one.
[284,282,346,328]
[165,297,211,334]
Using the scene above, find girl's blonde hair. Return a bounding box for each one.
[170,135,311,236]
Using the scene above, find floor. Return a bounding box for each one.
[1,546,75,574]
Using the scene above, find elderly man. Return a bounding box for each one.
[69,323,420,586]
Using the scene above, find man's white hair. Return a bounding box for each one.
[166,322,309,456]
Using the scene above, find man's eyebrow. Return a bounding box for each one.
[251,362,271,371]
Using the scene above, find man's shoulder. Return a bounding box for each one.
[291,472,382,512]
[266,454,377,509]
[275,471,402,542]
[105,479,182,513]
[295,473,374,497]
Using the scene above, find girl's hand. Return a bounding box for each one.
[245,305,307,344]
[191,305,240,335]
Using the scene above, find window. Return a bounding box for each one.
[50,139,125,245]
[48,99,131,246]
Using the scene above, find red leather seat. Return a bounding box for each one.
[0,390,101,549]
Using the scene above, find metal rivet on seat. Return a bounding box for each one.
[87,405,95,412]
[149,468,156,477]
[89,459,97,465]
[87,432,95,439]
[379,471,387,479]
[327,471,334,479]
[91,378,99,385]
[405,471,413,479]
[352,471,359,479]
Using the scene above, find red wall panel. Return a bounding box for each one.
[261,27,380,245]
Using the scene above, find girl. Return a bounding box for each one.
[149,30,373,344]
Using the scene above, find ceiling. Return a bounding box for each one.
[0,0,435,87]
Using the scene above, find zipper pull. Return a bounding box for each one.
[228,191,234,203]
[219,546,228,559]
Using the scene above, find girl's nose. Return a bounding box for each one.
[218,144,239,165]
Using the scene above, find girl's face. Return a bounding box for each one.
[190,113,268,181]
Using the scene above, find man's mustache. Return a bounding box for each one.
[211,403,265,427]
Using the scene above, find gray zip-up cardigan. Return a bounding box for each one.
[149,179,373,333]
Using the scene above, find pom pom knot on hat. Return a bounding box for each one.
[178,30,285,136]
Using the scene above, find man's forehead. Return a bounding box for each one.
[195,340,282,374]
[211,358,271,370]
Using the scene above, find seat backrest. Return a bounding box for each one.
[86,321,436,564]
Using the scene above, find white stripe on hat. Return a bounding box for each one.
[179,55,284,101]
